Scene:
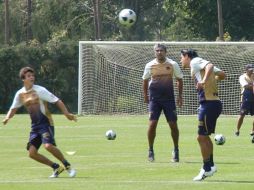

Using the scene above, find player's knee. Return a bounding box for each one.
[171,125,179,131]
[28,149,37,159]
[197,135,208,143]
[197,135,203,142]
[44,143,54,151]
[149,120,158,127]
[168,121,178,130]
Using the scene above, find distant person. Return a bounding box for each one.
[142,44,183,163]
[235,64,254,143]
[2,66,77,178]
[180,49,226,181]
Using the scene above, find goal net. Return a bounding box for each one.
[78,41,254,115]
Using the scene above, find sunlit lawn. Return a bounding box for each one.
[0,114,254,190]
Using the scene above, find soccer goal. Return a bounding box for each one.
[78,41,254,115]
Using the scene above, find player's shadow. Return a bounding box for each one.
[184,161,240,165]
[46,176,92,179]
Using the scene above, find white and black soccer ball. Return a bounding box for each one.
[214,134,226,145]
[118,9,136,27]
[105,130,116,140]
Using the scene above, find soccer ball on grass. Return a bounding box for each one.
[214,134,226,145]
[105,130,116,140]
[118,9,136,27]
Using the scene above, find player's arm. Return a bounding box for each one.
[251,73,254,94]
[215,71,226,81]
[239,75,252,90]
[242,83,253,90]
[143,79,149,103]
[2,108,18,125]
[55,100,77,122]
[244,74,254,90]
[3,91,21,125]
[244,83,253,90]
[172,61,183,107]
[142,63,151,104]
[214,66,226,81]
[176,78,183,107]
[196,63,214,90]
[200,63,214,84]
[39,86,77,122]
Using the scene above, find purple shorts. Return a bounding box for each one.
[198,100,222,136]
[240,101,254,116]
[26,124,56,150]
[149,100,177,122]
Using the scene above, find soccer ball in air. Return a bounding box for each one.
[105,130,116,140]
[214,134,226,145]
[118,9,136,27]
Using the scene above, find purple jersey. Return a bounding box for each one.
[239,73,254,102]
[10,85,59,127]
[142,58,183,101]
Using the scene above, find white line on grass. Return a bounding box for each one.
[0,179,252,185]
[0,179,211,184]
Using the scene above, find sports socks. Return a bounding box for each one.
[203,158,211,172]
[210,154,214,167]
[51,163,60,169]
[51,160,71,169]
[62,160,71,168]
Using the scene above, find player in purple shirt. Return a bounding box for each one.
[235,64,254,143]
[181,49,226,181]
[142,44,183,163]
[3,67,77,178]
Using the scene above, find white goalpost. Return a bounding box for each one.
[78,41,254,115]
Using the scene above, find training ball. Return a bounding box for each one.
[214,134,226,145]
[105,130,116,140]
[118,9,136,27]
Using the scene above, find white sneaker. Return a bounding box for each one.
[193,168,213,181]
[49,165,65,178]
[66,167,76,178]
[211,165,217,174]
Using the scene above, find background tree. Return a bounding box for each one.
[1,0,254,113]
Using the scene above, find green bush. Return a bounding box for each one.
[0,40,78,113]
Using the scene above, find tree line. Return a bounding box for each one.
[0,0,254,113]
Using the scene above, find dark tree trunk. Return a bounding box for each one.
[4,0,10,45]
[93,0,102,40]
[27,0,33,43]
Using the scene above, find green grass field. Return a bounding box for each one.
[1,114,254,190]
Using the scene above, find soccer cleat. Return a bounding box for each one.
[235,131,240,136]
[193,168,213,181]
[171,149,179,162]
[250,132,254,136]
[49,165,65,178]
[66,166,76,178]
[148,150,155,162]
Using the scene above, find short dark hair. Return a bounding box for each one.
[19,67,35,79]
[245,64,254,71]
[181,49,198,59]
[154,43,167,52]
